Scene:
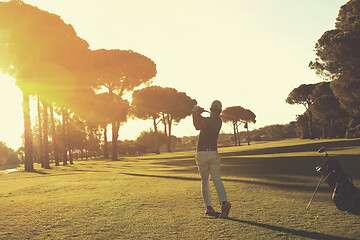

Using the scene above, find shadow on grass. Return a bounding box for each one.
[122,172,331,193]
[220,139,360,157]
[123,172,200,181]
[26,169,51,175]
[221,154,360,180]
[154,154,360,180]
[70,169,109,173]
[226,217,356,240]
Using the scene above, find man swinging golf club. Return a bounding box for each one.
[192,100,231,218]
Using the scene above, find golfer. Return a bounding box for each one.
[192,100,231,218]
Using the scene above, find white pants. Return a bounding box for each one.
[196,151,227,206]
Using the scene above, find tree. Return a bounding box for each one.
[132,86,163,153]
[92,49,157,160]
[222,106,245,146]
[131,86,196,153]
[286,84,317,139]
[310,0,360,122]
[75,92,112,159]
[36,96,44,166]
[0,142,19,166]
[0,1,92,170]
[132,86,196,152]
[109,95,129,161]
[310,82,348,138]
[136,130,166,153]
[251,123,297,141]
[49,104,60,166]
[61,109,69,165]
[22,91,34,171]
[222,106,256,146]
[132,86,164,132]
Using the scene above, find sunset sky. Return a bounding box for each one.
[0,0,346,149]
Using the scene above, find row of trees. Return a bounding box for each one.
[287,0,360,139]
[1,1,259,171]
[286,82,348,139]
[0,1,155,171]
[0,142,19,167]
[0,1,202,171]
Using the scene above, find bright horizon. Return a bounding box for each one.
[0,0,346,150]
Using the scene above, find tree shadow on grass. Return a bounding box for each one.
[148,140,360,181]
[123,172,200,181]
[70,169,109,173]
[155,154,360,180]
[225,217,357,240]
[26,169,51,175]
[220,154,360,180]
[220,139,360,158]
[122,172,331,194]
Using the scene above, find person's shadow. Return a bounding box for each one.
[224,217,357,240]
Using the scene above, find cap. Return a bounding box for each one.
[211,100,222,110]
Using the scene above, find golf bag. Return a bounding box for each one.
[317,155,360,214]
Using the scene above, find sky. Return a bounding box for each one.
[0,0,347,150]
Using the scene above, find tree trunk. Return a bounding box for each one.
[236,122,241,146]
[308,110,313,139]
[152,116,160,154]
[322,123,326,139]
[232,121,237,146]
[329,117,335,139]
[103,125,109,158]
[37,96,44,167]
[50,105,60,166]
[167,115,172,152]
[245,122,250,145]
[23,91,34,172]
[66,115,73,164]
[42,101,50,169]
[62,109,68,165]
[69,149,73,164]
[162,113,169,151]
[153,116,158,132]
[111,121,120,161]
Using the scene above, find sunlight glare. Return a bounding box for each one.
[0,72,23,150]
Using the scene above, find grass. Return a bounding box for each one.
[1,138,360,239]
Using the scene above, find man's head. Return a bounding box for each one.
[210,100,222,115]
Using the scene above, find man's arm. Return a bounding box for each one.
[192,106,207,130]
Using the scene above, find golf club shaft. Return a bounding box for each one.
[202,109,234,120]
[306,175,324,210]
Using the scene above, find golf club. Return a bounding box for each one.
[306,175,324,210]
[199,107,234,120]
[306,147,328,210]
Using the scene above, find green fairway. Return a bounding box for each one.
[1,138,360,239]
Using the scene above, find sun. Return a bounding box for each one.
[0,72,24,150]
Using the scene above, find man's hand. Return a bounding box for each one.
[192,105,207,130]
[192,105,204,114]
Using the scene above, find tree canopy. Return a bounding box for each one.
[132,86,196,152]
[92,49,157,95]
[0,0,158,167]
[0,0,92,102]
[310,0,360,117]
[221,106,256,146]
